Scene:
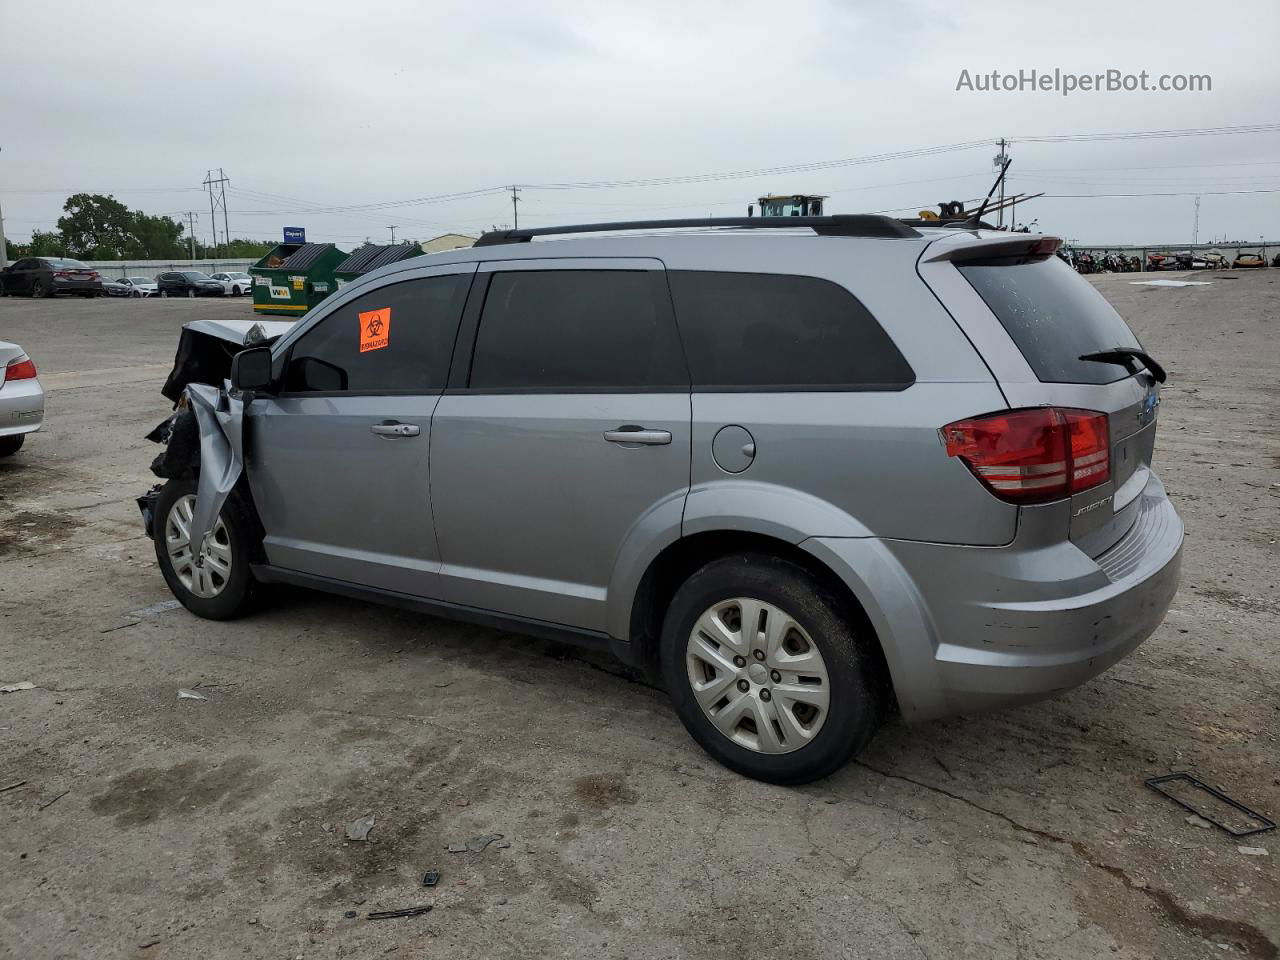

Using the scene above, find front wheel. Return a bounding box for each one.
[660,554,886,784]
[187,288,196,298]
[160,289,169,298]
[153,478,258,620]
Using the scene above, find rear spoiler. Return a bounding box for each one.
[920,234,1062,264]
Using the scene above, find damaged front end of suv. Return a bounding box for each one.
[137,319,292,538]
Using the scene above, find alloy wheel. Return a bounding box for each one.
[165,494,232,599]
[685,597,831,754]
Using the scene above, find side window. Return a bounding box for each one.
[468,270,687,390]
[283,274,466,394]
[667,271,914,390]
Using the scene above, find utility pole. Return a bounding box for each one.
[1192,196,1201,248]
[387,226,398,243]
[203,168,230,254]
[510,185,521,230]
[994,139,1009,229]
[0,145,7,268]
[184,212,199,260]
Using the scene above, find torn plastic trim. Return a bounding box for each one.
[185,382,245,560]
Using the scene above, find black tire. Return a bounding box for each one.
[0,434,25,457]
[187,288,196,298]
[31,278,48,298]
[660,554,886,785]
[161,289,169,298]
[152,477,259,620]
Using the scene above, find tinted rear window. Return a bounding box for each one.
[958,255,1142,385]
[469,270,687,390]
[667,271,913,390]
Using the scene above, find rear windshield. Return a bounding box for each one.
[181,271,210,280]
[958,255,1142,385]
[46,258,86,268]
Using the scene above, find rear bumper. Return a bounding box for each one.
[0,377,45,436]
[52,280,102,294]
[807,472,1183,721]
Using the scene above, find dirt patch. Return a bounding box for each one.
[0,508,84,556]
[572,773,638,809]
[89,756,267,826]
[1195,586,1280,613]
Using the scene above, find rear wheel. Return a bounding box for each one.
[661,554,886,784]
[31,278,48,298]
[0,434,25,457]
[153,478,258,620]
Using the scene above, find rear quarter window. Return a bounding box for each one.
[957,255,1142,385]
[667,270,914,390]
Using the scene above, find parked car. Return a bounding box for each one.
[0,341,44,457]
[0,257,103,297]
[102,278,133,297]
[1202,252,1228,269]
[157,271,226,297]
[1232,253,1266,268]
[139,217,1183,784]
[210,271,254,296]
[119,276,158,297]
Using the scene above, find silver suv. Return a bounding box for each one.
[142,216,1183,784]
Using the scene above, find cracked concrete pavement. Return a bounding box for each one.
[1,273,1277,958]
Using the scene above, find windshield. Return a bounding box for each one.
[181,271,211,280]
[958,254,1143,385]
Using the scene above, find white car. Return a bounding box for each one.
[210,272,254,296]
[0,341,44,457]
[119,277,158,297]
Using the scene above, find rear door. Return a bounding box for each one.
[429,259,691,632]
[246,264,475,595]
[926,245,1160,556]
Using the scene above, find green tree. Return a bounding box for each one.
[57,193,134,259]
[28,230,67,257]
[129,211,186,259]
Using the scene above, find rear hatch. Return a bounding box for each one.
[924,236,1162,557]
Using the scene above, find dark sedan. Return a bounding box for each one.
[156,271,227,298]
[0,257,104,297]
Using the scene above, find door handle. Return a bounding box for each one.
[604,427,672,446]
[370,421,420,438]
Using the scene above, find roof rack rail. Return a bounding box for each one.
[473,215,921,247]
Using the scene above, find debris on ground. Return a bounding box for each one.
[138,938,163,949]
[448,833,507,853]
[36,788,70,810]
[177,689,208,701]
[1,681,36,694]
[343,911,358,919]
[1186,814,1215,829]
[422,870,440,887]
[367,906,432,920]
[1146,772,1276,837]
[345,815,376,841]
[0,781,29,793]
[1237,846,1269,856]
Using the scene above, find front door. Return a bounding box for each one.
[430,259,692,632]
[245,264,475,596]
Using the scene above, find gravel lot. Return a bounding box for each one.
[1,273,1277,959]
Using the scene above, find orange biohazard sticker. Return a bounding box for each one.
[359,307,391,353]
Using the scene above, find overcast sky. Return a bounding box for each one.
[2,0,1278,249]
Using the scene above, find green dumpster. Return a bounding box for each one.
[250,242,347,316]
[333,243,425,290]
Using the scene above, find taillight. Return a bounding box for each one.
[5,357,38,381]
[54,270,70,279]
[941,407,1110,504]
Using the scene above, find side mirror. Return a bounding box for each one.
[230,345,274,393]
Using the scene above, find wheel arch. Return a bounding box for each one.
[616,529,895,706]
